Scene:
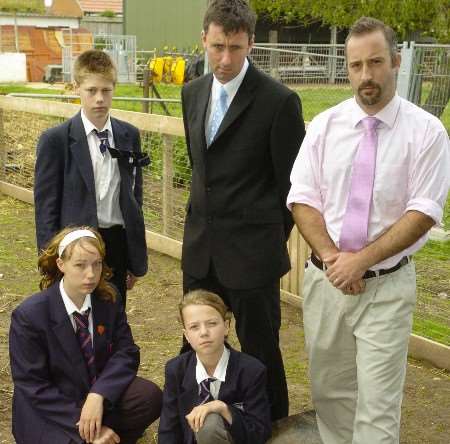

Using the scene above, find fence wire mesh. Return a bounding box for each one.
[0,106,448,346]
[409,44,450,121]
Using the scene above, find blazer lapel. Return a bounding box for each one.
[111,118,134,192]
[91,294,109,366]
[69,112,96,197]
[218,346,239,400]
[212,63,258,145]
[179,354,199,444]
[49,283,90,391]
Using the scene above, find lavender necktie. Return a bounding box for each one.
[339,116,380,252]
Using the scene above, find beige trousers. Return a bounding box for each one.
[195,412,234,444]
[303,261,416,444]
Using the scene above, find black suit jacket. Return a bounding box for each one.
[9,283,139,444]
[158,346,271,444]
[181,63,305,289]
[34,112,147,277]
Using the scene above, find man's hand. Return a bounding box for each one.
[324,252,368,291]
[92,426,120,444]
[186,400,232,432]
[342,279,366,295]
[126,271,138,290]
[78,393,104,443]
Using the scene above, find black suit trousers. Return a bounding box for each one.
[99,226,128,307]
[183,264,289,421]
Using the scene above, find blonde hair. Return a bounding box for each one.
[179,289,232,326]
[38,226,116,302]
[73,49,117,85]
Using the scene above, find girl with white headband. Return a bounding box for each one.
[9,226,162,444]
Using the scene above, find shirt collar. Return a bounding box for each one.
[212,57,249,101]
[81,109,113,136]
[59,279,92,316]
[195,345,230,384]
[350,94,400,129]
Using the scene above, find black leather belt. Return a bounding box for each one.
[310,255,410,279]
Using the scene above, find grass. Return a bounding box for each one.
[413,239,450,344]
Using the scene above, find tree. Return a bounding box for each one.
[251,0,450,118]
[250,0,449,42]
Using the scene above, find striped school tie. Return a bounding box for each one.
[198,377,216,405]
[93,129,110,155]
[73,309,97,386]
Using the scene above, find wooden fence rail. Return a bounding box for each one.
[1,96,448,371]
[0,96,309,306]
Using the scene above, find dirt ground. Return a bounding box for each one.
[0,195,449,444]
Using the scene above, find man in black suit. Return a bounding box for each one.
[181,0,305,420]
[34,50,148,305]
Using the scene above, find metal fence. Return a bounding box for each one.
[62,32,137,84]
[251,43,348,85]
[0,97,448,348]
[408,43,450,119]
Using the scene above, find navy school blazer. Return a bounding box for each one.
[33,111,147,277]
[9,282,139,444]
[158,346,272,444]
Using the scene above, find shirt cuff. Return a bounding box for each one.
[405,197,444,225]
[286,193,322,213]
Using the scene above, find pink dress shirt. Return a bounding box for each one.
[287,95,450,270]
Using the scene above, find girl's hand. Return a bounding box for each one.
[186,400,232,432]
[78,392,104,443]
[92,425,120,444]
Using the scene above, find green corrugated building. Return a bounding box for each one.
[124,0,207,52]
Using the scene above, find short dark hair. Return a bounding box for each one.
[203,0,256,38]
[345,17,398,64]
[73,49,117,85]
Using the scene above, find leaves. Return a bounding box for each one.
[250,0,450,42]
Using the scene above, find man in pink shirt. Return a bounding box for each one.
[287,17,449,444]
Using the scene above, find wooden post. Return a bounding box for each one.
[142,68,150,113]
[269,30,280,81]
[162,134,174,236]
[0,108,5,180]
[329,26,337,85]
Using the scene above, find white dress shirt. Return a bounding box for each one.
[80,110,124,228]
[287,95,450,270]
[196,346,230,400]
[205,57,250,140]
[59,279,93,344]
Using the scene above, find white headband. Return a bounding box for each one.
[58,229,98,257]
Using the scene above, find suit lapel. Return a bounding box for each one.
[211,63,259,146]
[49,283,90,391]
[69,112,96,197]
[196,75,213,153]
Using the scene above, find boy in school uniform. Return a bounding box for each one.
[34,49,148,305]
[9,227,162,444]
[158,290,272,444]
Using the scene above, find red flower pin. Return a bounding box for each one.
[97,325,105,335]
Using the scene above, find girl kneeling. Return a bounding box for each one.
[10,227,162,444]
